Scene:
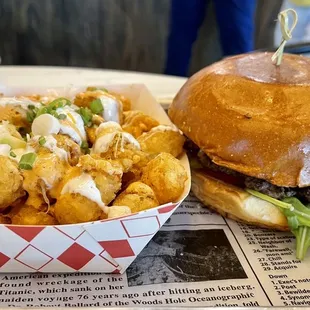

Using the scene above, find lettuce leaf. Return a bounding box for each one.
[246,189,310,260]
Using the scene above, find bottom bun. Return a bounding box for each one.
[191,169,289,231]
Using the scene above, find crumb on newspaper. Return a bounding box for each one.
[0,87,188,226]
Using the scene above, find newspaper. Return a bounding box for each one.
[1,194,309,308]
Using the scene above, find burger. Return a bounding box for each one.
[168,52,310,260]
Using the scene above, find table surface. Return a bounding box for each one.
[0,66,187,101]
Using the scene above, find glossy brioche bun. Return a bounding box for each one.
[191,169,289,231]
[169,52,310,187]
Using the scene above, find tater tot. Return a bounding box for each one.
[0,156,25,212]
[0,214,11,224]
[74,90,106,108]
[0,106,29,129]
[141,153,188,204]
[113,181,159,213]
[137,125,185,157]
[54,134,82,166]
[74,90,124,124]
[10,205,57,226]
[122,111,159,138]
[54,193,102,224]
[107,206,131,219]
[78,155,123,205]
[86,127,97,145]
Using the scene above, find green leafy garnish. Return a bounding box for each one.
[81,140,90,154]
[49,110,59,118]
[48,98,71,110]
[294,226,310,261]
[19,152,37,170]
[81,141,89,149]
[26,98,71,123]
[26,110,36,123]
[36,107,48,118]
[39,136,46,146]
[58,113,67,120]
[77,107,93,127]
[246,189,310,260]
[90,99,104,114]
[9,151,16,158]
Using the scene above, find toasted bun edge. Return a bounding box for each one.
[191,169,289,231]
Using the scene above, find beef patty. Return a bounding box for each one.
[195,149,310,203]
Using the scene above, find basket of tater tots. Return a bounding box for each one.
[0,84,190,273]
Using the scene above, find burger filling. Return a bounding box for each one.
[185,139,310,261]
[197,150,310,202]
[185,138,310,203]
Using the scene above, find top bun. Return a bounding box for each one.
[169,52,310,187]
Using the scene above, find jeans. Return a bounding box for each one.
[165,0,257,76]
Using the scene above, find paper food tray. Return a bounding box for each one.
[0,84,191,274]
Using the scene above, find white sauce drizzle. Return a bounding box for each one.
[61,173,105,208]
[96,121,122,136]
[40,177,54,190]
[92,132,140,154]
[34,135,68,162]
[0,97,42,108]
[0,122,12,136]
[148,124,181,134]
[0,144,11,157]
[57,106,86,145]
[99,96,120,123]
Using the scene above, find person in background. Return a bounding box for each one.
[165,0,257,77]
[274,0,310,46]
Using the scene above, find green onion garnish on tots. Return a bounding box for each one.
[26,97,71,123]
[90,98,104,114]
[19,152,37,170]
[77,107,93,127]
[38,136,46,146]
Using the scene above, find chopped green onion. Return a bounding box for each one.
[77,107,93,126]
[28,105,36,110]
[57,113,67,120]
[90,99,104,114]
[39,136,46,146]
[49,110,59,118]
[9,151,16,158]
[48,98,71,110]
[26,110,36,123]
[81,141,90,154]
[19,152,37,170]
[81,141,89,149]
[36,107,49,117]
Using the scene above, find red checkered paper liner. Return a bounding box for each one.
[0,202,179,273]
[0,84,190,273]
